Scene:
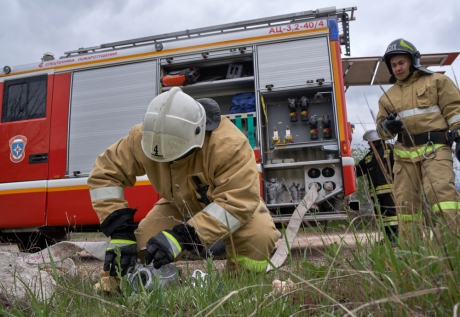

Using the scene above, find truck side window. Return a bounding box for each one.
[1,74,47,123]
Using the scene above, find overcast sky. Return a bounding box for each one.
[1,0,459,147]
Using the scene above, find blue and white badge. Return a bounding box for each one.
[9,135,28,163]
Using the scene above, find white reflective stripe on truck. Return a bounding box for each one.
[0,180,47,194]
[0,176,151,196]
[341,156,355,166]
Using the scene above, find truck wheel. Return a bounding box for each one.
[16,233,58,253]
[188,241,227,259]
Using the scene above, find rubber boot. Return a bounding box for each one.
[399,220,424,247]
[384,225,398,247]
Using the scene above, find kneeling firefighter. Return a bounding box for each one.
[88,87,281,289]
[376,38,460,242]
[356,130,398,245]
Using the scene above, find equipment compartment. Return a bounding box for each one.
[260,88,337,165]
[161,53,254,98]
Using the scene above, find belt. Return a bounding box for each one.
[397,131,449,146]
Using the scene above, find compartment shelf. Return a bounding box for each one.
[162,76,254,98]
[264,158,340,169]
[270,140,338,150]
[223,112,256,120]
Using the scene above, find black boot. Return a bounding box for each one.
[384,225,398,247]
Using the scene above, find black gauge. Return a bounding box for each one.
[308,168,321,178]
[323,181,336,191]
[322,167,335,177]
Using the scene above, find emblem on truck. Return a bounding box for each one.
[9,135,28,163]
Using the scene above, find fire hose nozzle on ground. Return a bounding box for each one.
[126,247,181,292]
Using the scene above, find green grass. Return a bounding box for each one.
[68,232,107,239]
[2,217,458,316]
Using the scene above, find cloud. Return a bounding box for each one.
[1,0,459,147]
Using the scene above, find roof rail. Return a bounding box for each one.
[63,6,356,57]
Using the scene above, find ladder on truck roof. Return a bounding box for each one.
[63,6,356,58]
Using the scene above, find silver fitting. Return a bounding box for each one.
[422,133,436,160]
[127,261,180,292]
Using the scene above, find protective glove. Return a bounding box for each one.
[455,142,460,162]
[104,241,137,276]
[144,223,202,269]
[381,113,403,134]
[100,208,139,276]
[451,125,460,161]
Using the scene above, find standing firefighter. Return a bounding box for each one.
[356,130,398,245]
[376,38,460,242]
[88,87,281,286]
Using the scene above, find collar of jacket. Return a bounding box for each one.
[395,70,426,86]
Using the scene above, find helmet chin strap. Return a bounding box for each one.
[398,67,414,81]
[174,148,197,161]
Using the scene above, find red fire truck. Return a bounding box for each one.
[1,6,358,251]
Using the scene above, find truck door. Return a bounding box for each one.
[0,73,51,227]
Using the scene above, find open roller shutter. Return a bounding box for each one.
[68,61,157,176]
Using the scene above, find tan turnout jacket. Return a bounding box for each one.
[88,116,261,244]
[376,71,460,161]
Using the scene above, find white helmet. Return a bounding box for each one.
[142,87,206,162]
[363,129,380,142]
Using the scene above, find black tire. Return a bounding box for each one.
[16,232,59,253]
[188,241,227,259]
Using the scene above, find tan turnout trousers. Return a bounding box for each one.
[135,198,281,271]
[393,146,459,242]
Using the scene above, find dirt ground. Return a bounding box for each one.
[0,230,379,280]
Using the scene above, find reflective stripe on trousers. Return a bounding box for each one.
[227,253,268,272]
[431,201,460,213]
[398,213,423,222]
[375,184,393,195]
[382,216,398,227]
[397,202,460,221]
[394,143,444,159]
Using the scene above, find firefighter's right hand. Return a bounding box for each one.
[454,142,460,162]
[100,208,139,276]
[381,113,403,134]
[104,240,137,276]
[452,126,460,162]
